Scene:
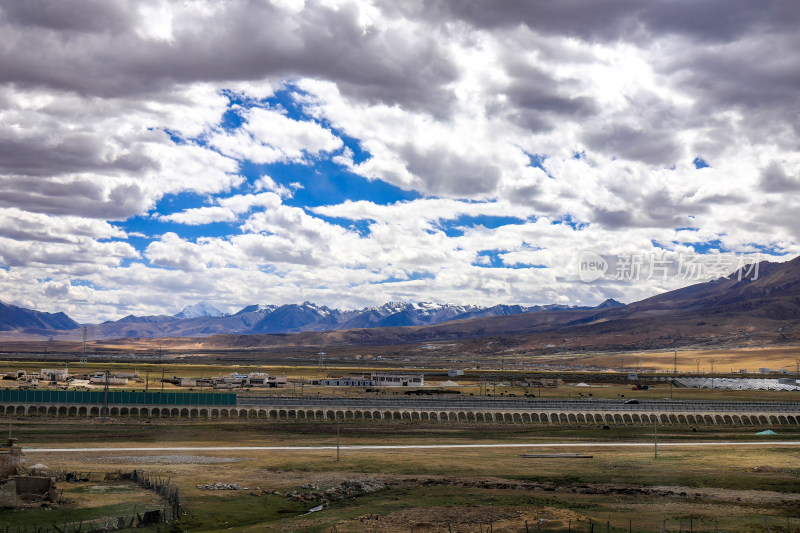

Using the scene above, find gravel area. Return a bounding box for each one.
[78,454,242,464]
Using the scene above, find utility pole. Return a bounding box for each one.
[673,350,677,374]
[81,327,87,365]
[145,369,149,393]
[161,368,164,393]
[696,359,700,374]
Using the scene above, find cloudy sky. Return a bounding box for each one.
[1,0,798,322]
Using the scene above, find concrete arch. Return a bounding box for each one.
[36,406,46,416]
[78,406,87,417]
[47,406,57,417]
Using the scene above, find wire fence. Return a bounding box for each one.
[3,470,181,533]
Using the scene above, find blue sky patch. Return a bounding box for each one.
[374,271,436,284]
[437,214,526,237]
[473,250,544,269]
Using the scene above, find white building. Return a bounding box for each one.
[318,377,375,387]
[371,373,424,387]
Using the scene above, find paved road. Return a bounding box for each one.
[24,441,800,453]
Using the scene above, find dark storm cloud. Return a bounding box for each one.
[0,1,458,114]
[425,0,795,44]
[666,35,800,140]
[1,0,133,33]
[500,62,597,132]
[0,176,150,220]
[590,187,749,230]
[583,124,681,166]
[429,0,800,147]
[399,144,502,197]
[760,162,800,193]
[0,132,157,176]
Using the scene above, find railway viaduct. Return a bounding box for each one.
[1,390,798,426]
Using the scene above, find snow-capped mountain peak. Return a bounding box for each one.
[233,304,277,316]
[174,302,226,319]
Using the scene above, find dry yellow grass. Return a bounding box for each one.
[577,346,800,373]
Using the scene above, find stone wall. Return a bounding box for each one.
[0,439,21,479]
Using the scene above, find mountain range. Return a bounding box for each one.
[143,255,800,352]
[0,298,623,341]
[2,255,798,352]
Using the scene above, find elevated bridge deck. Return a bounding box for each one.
[1,389,798,426]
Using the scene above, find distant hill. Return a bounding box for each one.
[0,300,79,332]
